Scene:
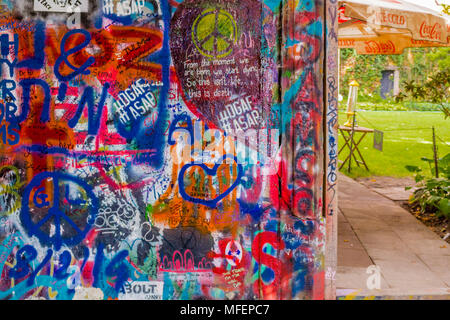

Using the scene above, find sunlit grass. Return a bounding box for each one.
[337,111,450,178]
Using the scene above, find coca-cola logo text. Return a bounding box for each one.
[419,22,442,41]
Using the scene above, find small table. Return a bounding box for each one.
[338,125,374,171]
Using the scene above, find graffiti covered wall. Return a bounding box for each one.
[0,0,337,300]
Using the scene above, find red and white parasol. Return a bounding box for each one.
[338,0,450,54]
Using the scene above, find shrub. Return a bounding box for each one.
[406,153,450,219]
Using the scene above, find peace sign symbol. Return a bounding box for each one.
[192,8,238,59]
[20,172,99,251]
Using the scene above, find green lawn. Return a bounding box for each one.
[337,111,450,178]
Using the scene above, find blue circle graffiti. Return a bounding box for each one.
[20,172,99,250]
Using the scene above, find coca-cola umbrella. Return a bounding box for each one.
[338,0,450,55]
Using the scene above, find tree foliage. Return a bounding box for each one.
[340,47,450,108]
[339,48,388,97]
[396,69,450,118]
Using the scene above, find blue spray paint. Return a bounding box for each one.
[178,155,243,208]
[20,172,99,251]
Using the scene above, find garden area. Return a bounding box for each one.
[337,109,449,178]
[338,46,450,243]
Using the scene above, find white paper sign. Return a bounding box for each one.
[118,281,164,300]
[34,0,88,13]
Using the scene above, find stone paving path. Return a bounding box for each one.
[356,176,417,201]
[336,173,450,299]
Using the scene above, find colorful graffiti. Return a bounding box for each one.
[0,0,336,300]
[324,0,338,300]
